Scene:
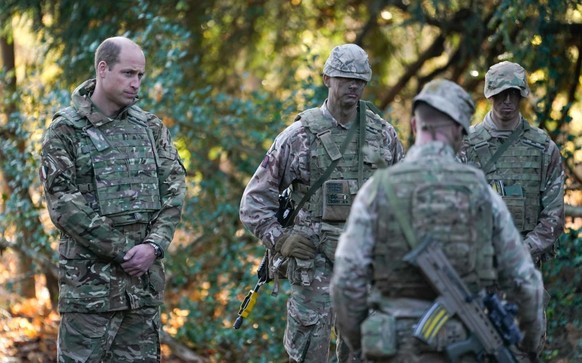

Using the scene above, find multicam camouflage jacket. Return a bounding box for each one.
[40,79,186,313]
[331,141,545,353]
[460,114,565,260]
[239,101,404,250]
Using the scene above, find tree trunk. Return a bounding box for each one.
[0,19,36,299]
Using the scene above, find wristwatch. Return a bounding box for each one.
[147,242,163,259]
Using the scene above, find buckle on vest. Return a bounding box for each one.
[300,270,310,286]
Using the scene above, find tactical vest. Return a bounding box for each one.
[372,158,496,299]
[466,122,550,233]
[56,106,162,223]
[291,107,385,224]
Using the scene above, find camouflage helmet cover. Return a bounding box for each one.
[323,44,372,82]
[484,61,530,99]
[413,79,475,134]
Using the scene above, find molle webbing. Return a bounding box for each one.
[292,105,383,220]
[468,122,549,232]
[372,162,496,298]
[70,108,162,217]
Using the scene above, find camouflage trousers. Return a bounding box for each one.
[57,306,161,363]
[285,254,363,363]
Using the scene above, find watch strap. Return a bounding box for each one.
[147,242,163,258]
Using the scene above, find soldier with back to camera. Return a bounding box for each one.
[331,79,545,362]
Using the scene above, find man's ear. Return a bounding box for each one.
[323,74,331,88]
[410,116,417,136]
[97,61,108,78]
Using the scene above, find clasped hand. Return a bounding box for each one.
[120,244,157,277]
[275,233,316,260]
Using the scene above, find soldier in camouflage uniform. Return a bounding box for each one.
[460,61,564,267]
[40,37,186,362]
[239,44,404,362]
[331,79,545,362]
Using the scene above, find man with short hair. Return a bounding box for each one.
[240,43,404,362]
[331,79,545,362]
[41,36,186,362]
[461,61,565,267]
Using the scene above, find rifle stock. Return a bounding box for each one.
[403,237,521,363]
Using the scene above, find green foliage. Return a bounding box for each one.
[166,240,290,361]
[543,228,582,361]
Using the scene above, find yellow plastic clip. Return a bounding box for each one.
[238,290,258,318]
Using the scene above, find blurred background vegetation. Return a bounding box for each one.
[0,0,580,362]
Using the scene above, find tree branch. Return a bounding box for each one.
[161,330,209,363]
[379,34,445,109]
[565,204,582,219]
[0,237,58,279]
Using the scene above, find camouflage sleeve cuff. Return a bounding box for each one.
[113,252,126,264]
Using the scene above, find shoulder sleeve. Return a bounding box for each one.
[376,113,405,165]
[142,113,187,252]
[239,121,309,248]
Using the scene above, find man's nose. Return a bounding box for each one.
[130,76,141,89]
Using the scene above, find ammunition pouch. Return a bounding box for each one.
[490,180,528,233]
[361,310,397,359]
[287,258,315,286]
[319,222,343,263]
[267,248,288,281]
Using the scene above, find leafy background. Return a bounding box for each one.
[0,0,580,362]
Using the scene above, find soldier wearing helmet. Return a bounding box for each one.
[462,61,565,268]
[331,79,546,361]
[240,44,404,362]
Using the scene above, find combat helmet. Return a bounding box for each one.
[413,79,475,134]
[323,44,372,82]
[484,61,530,99]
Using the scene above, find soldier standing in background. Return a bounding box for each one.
[40,36,186,362]
[461,61,565,268]
[331,79,545,362]
[239,44,404,362]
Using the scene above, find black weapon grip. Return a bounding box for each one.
[233,316,244,329]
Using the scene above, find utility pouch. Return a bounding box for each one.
[361,311,397,360]
[268,249,288,280]
[322,179,357,222]
[503,195,525,231]
[287,258,314,286]
[319,223,343,263]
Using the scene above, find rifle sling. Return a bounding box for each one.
[481,123,524,174]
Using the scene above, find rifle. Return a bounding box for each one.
[233,252,269,329]
[233,188,294,329]
[403,237,524,363]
